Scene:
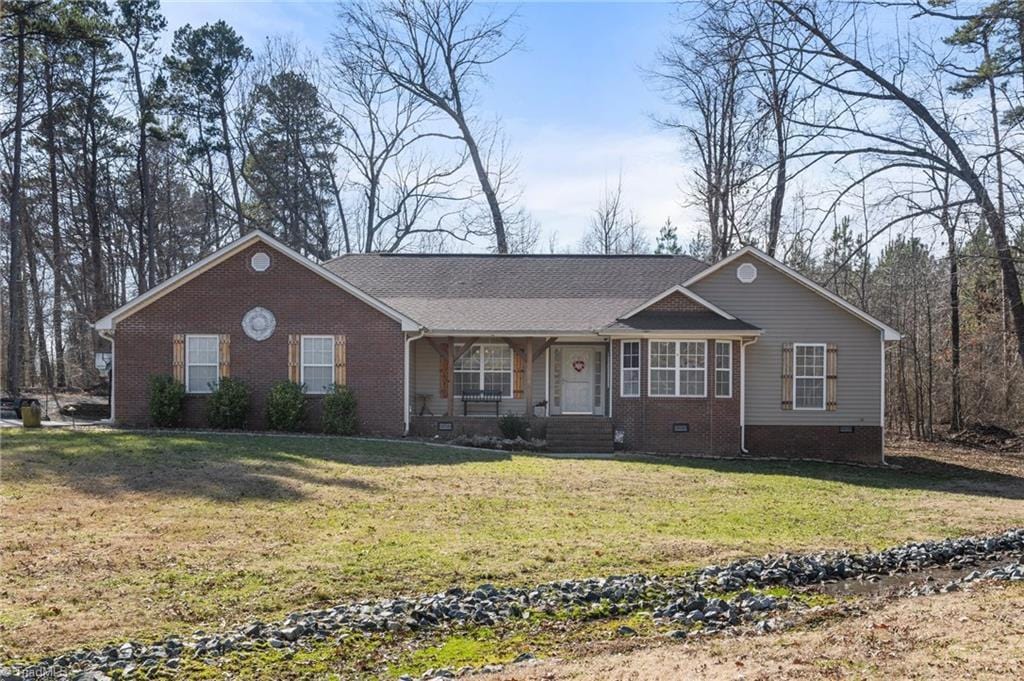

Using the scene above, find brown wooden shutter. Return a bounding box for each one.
[438,343,450,398]
[334,335,347,386]
[172,334,185,383]
[288,334,300,383]
[781,342,793,410]
[218,334,231,378]
[513,348,525,398]
[826,343,838,411]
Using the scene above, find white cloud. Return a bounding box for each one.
[508,122,702,251]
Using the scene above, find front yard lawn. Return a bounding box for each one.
[2,429,1022,658]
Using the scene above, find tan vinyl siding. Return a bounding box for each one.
[690,254,882,426]
[410,339,546,416]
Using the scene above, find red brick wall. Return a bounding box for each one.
[745,425,883,465]
[113,243,406,435]
[645,291,711,313]
[611,339,741,455]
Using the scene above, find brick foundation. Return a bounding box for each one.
[408,415,549,440]
[744,425,883,465]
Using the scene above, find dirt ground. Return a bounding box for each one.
[482,582,1024,680]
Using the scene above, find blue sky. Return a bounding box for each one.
[161,1,697,248]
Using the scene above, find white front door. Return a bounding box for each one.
[561,346,594,413]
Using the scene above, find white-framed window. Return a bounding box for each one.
[301,335,335,394]
[454,343,513,398]
[621,341,641,397]
[185,334,219,394]
[715,340,732,398]
[648,340,706,397]
[794,343,826,410]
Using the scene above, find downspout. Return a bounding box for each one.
[881,329,889,465]
[740,336,759,453]
[97,327,115,422]
[404,329,426,436]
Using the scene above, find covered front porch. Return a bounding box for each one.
[407,335,612,442]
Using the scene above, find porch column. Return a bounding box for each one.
[525,338,534,416]
[447,337,455,417]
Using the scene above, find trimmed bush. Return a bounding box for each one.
[148,374,185,427]
[498,413,530,440]
[206,377,250,429]
[322,384,358,435]
[266,381,307,431]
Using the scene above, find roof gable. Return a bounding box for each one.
[618,285,736,321]
[94,231,420,331]
[684,246,901,341]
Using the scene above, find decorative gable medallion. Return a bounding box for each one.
[736,262,758,284]
[242,306,276,341]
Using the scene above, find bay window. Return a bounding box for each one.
[649,340,706,397]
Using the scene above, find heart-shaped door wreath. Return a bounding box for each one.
[572,358,586,372]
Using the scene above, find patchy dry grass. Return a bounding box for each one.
[1,429,1023,658]
[482,582,1024,680]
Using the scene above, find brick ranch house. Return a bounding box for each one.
[95,230,901,464]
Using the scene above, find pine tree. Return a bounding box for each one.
[654,218,683,255]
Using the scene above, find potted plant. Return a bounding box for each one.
[533,400,548,417]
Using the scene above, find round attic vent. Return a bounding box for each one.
[736,262,758,284]
[251,251,271,272]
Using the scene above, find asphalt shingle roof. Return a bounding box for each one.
[323,253,761,333]
[604,311,761,332]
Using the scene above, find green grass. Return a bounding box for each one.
[2,428,1022,659]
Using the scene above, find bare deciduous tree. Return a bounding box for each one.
[336,0,520,253]
[579,175,650,255]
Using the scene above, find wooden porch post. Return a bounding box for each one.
[525,338,534,416]
[447,336,455,417]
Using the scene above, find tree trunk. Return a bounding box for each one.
[6,18,27,396]
[129,43,157,291]
[455,116,508,254]
[218,101,246,234]
[24,228,53,388]
[946,219,963,431]
[43,57,67,387]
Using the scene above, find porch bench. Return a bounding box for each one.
[460,389,502,416]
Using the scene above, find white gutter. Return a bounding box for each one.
[404,329,426,435]
[740,336,759,453]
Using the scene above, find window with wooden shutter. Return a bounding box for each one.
[438,343,450,399]
[334,335,347,386]
[218,334,231,378]
[288,334,300,383]
[513,348,525,398]
[781,343,794,410]
[826,343,838,411]
[172,334,185,383]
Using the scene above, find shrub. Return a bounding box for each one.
[322,384,358,435]
[148,374,185,427]
[206,377,250,429]
[498,413,530,440]
[266,381,307,431]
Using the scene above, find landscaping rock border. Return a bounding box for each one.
[4,529,1023,680]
